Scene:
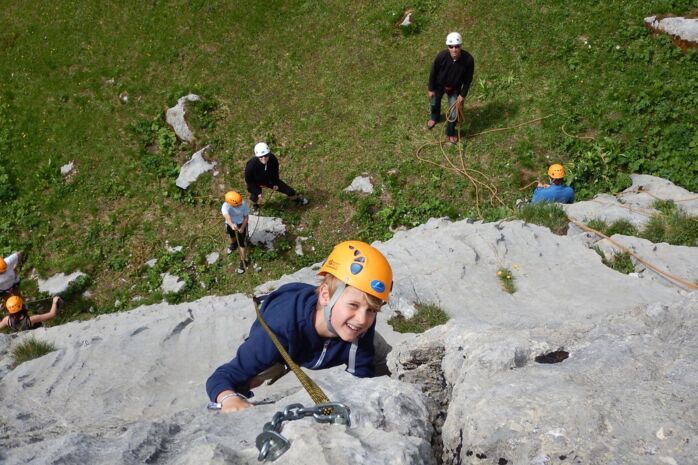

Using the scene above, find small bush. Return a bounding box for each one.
[641,210,698,246]
[516,203,569,235]
[601,251,635,274]
[388,303,449,333]
[11,337,56,368]
[496,267,516,293]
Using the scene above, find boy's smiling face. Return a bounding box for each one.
[318,284,378,342]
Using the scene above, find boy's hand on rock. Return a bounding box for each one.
[221,396,253,412]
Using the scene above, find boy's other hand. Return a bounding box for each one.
[221,396,253,412]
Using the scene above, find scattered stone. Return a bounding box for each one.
[165,93,201,143]
[145,259,157,268]
[176,145,216,189]
[119,91,129,103]
[645,16,698,46]
[160,272,186,294]
[248,215,286,249]
[399,10,413,27]
[60,161,75,176]
[206,252,220,265]
[114,299,122,308]
[165,243,183,253]
[37,271,87,295]
[294,236,309,256]
[344,175,374,194]
[131,296,142,302]
[82,290,93,299]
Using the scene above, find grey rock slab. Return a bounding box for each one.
[176,145,216,189]
[206,252,220,265]
[165,93,201,143]
[596,234,698,290]
[60,161,75,176]
[248,214,286,249]
[145,258,157,268]
[563,193,652,229]
[617,174,698,217]
[160,272,186,294]
[645,16,698,44]
[344,175,374,194]
[37,271,87,295]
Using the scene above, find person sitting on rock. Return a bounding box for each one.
[0,251,23,300]
[531,163,575,204]
[0,295,62,332]
[244,142,308,213]
[221,190,250,274]
[206,240,393,412]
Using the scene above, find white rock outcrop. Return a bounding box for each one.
[175,145,216,189]
[165,94,201,143]
[248,214,286,249]
[37,271,87,295]
[645,16,698,44]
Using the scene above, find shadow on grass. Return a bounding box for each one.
[464,100,521,137]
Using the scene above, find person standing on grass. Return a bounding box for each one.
[0,251,23,303]
[244,142,308,213]
[531,164,575,204]
[222,191,250,274]
[0,295,62,332]
[427,32,475,143]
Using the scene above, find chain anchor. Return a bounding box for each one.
[255,402,351,462]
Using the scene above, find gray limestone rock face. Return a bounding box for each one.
[344,175,374,194]
[564,174,698,229]
[165,94,201,143]
[37,271,87,295]
[175,145,216,189]
[206,252,220,265]
[248,214,286,249]
[645,16,698,44]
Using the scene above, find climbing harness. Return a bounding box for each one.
[256,402,351,462]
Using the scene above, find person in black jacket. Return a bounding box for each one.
[244,142,308,212]
[427,31,475,143]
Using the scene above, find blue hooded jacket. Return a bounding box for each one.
[206,283,376,402]
[531,184,575,204]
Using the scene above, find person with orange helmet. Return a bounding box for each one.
[531,163,575,204]
[0,251,23,298]
[0,295,62,332]
[222,191,250,274]
[206,240,394,412]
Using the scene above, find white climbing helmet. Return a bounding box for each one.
[254,142,271,157]
[446,32,462,46]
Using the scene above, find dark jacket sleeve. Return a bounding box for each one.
[428,53,441,91]
[205,319,290,401]
[267,154,281,185]
[459,54,475,98]
[244,158,256,186]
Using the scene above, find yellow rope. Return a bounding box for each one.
[253,299,331,406]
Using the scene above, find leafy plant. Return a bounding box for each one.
[388,303,449,333]
[601,251,635,274]
[641,209,698,246]
[496,267,516,293]
[11,337,56,368]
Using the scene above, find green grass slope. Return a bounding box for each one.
[1,0,696,316]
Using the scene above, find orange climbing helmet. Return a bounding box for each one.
[318,240,393,302]
[5,295,23,314]
[547,164,566,179]
[0,257,6,273]
[224,191,243,207]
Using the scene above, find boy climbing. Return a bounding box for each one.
[244,142,308,213]
[0,295,62,332]
[531,163,575,204]
[206,240,393,412]
[222,191,250,274]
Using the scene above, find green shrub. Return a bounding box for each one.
[496,267,516,293]
[641,210,698,246]
[11,337,56,368]
[388,303,449,333]
[516,203,569,235]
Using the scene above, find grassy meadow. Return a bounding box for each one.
[0,0,696,320]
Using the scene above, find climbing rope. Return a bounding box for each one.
[569,217,698,291]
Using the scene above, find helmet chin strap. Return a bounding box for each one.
[323,280,347,336]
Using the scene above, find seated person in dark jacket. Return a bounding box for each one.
[206,240,393,412]
[244,142,308,212]
[427,31,475,143]
[531,164,575,204]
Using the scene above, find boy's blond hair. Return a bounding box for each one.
[317,274,384,312]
